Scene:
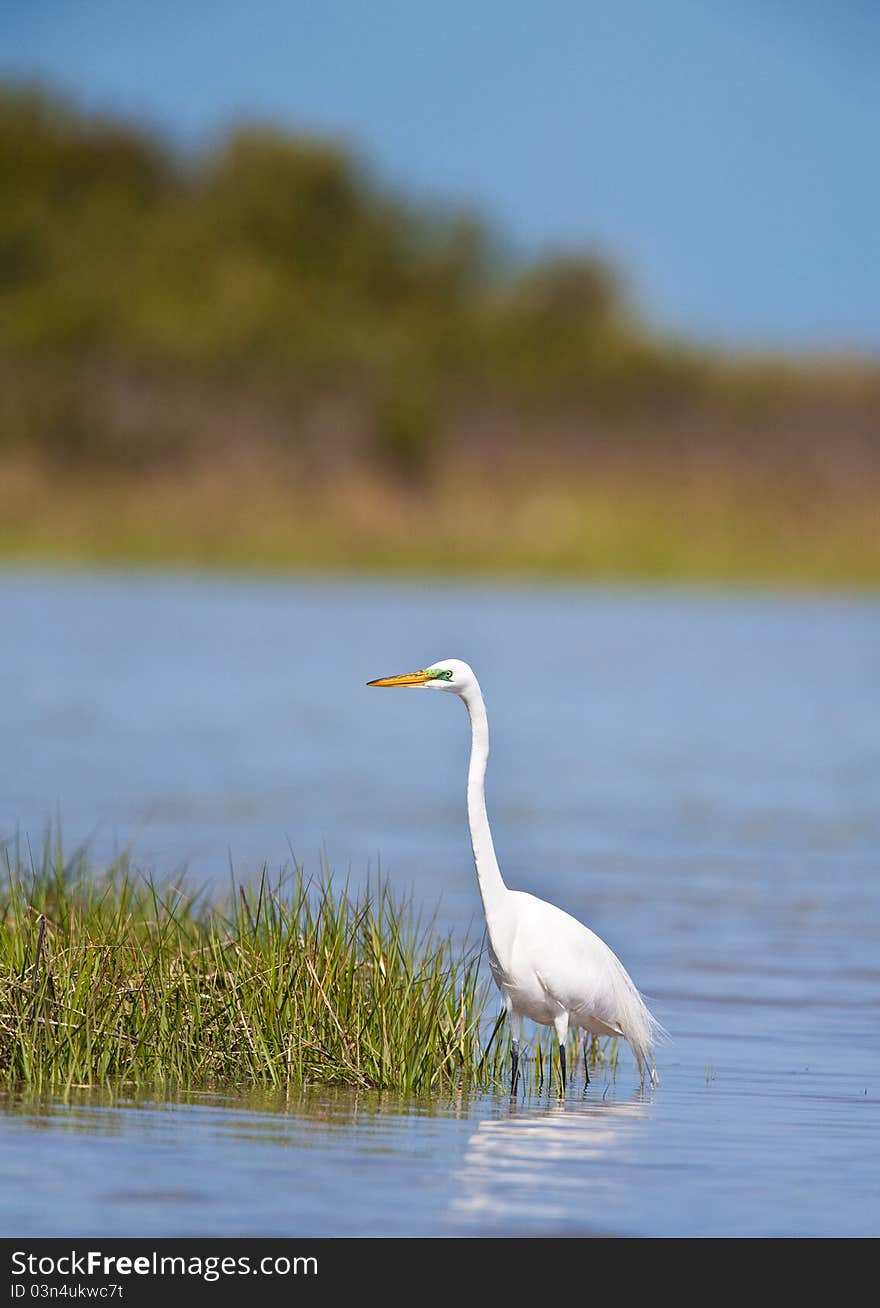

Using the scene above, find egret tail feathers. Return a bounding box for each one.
[607,952,666,1085]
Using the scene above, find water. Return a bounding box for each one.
[2,570,879,1237]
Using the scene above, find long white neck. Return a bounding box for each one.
[462,682,510,928]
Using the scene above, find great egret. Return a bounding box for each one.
[368,658,660,1094]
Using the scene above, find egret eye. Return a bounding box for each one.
[443,670,453,680]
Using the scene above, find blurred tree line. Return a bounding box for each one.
[1,84,877,491]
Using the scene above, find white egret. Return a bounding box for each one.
[368,658,660,1094]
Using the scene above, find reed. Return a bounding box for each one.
[0,841,508,1095]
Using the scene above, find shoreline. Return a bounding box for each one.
[4,467,878,591]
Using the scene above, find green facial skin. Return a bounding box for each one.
[425,668,453,681]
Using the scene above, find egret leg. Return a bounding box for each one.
[583,1032,591,1087]
[509,1011,523,1098]
[553,1013,570,1097]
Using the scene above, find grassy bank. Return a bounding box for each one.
[1,846,503,1094]
[2,462,878,588]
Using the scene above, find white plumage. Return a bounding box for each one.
[487,890,658,1082]
[368,657,660,1092]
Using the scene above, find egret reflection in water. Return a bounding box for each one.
[450,1093,651,1231]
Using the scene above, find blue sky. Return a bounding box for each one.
[3,1,879,351]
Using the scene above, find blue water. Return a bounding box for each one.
[1,571,878,1237]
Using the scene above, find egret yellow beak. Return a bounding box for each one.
[367,670,430,688]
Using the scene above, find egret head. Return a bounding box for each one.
[367,658,476,697]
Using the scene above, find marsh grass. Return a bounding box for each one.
[1,842,616,1097]
[1,841,512,1095]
